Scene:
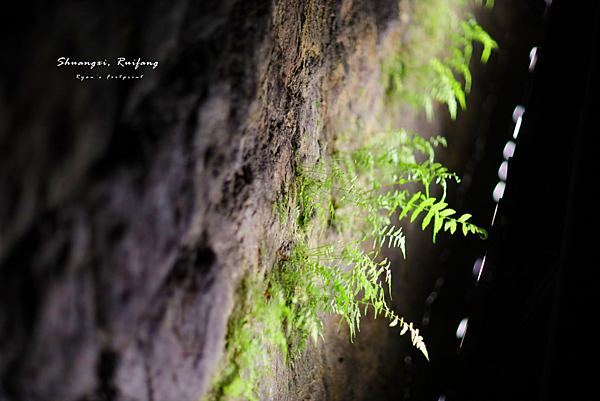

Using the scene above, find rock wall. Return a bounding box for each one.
[0,1,420,400]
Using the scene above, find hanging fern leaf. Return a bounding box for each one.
[465,15,499,63]
[422,208,436,230]
[462,222,469,236]
[411,197,436,223]
[433,212,444,243]
[399,191,422,221]
[440,208,456,217]
[458,213,472,223]
[450,219,457,234]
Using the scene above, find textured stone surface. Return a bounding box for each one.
[1,1,271,400]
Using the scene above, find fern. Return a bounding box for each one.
[289,129,486,365]
[382,1,499,120]
[209,2,496,398]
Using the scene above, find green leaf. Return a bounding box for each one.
[399,192,422,221]
[456,88,467,110]
[431,201,448,213]
[440,208,456,217]
[411,197,436,223]
[462,223,469,236]
[400,236,406,259]
[448,97,458,120]
[457,213,472,223]
[450,220,457,234]
[424,96,435,121]
[420,345,430,361]
[433,212,443,243]
[422,208,435,230]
